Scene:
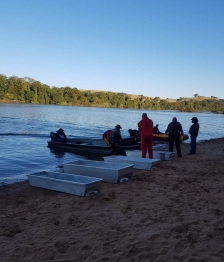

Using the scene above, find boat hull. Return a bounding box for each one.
[63,160,134,183]
[27,171,102,196]
[126,150,175,160]
[47,138,140,155]
[103,156,161,170]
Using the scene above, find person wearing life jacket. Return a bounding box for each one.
[153,124,161,134]
[102,130,112,146]
[138,113,153,158]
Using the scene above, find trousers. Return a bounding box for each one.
[141,136,153,158]
[168,133,181,156]
[190,135,197,153]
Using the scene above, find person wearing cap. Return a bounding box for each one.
[110,125,123,154]
[55,128,67,143]
[138,113,153,158]
[165,117,183,157]
[188,117,199,155]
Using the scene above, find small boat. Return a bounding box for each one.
[47,136,140,156]
[103,155,161,170]
[126,150,175,160]
[63,160,134,183]
[27,171,102,196]
[153,133,189,142]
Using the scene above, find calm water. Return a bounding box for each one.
[0,103,224,184]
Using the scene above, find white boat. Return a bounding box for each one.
[103,156,161,170]
[63,160,134,183]
[27,171,102,196]
[126,150,175,160]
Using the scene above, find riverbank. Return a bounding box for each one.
[1,138,224,261]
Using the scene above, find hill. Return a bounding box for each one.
[79,89,219,102]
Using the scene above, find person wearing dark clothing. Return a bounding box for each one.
[138,113,153,158]
[110,125,123,155]
[188,117,199,155]
[128,129,141,142]
[165,117,183,157]
[128,129,139,137]
[55,128,67,143]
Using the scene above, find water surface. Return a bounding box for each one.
[0,104,223,184]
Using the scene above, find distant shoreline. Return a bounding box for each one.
[1,100,224,114]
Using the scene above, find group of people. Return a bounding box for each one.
[165,116,199,157]
[103,113,155,157]
[128,123,161,139]
[54,114,200,158]
[103,113,200,158]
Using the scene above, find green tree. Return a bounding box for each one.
[0,74,7,99]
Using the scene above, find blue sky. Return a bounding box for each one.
[0,0,224,99]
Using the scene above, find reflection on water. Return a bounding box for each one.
[48,147,103,162]
[49,148,66,159]
[49,148,66,168]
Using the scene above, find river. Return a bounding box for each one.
[0,103,223,184]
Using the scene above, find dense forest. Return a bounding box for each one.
[0,74,224,113]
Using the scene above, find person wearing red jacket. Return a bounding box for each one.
[138,113,153,158]
[102,130,112,146]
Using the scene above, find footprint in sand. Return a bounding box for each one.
[80,244,92,251]
[148,233,163,241]
[54,240,69,254]
[171,223,186,233]
[36,246,56,260]
[174,240,187,253]
[86,255,98,262]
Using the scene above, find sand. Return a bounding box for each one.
[1,138,224,262]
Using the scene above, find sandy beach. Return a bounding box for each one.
[1,138,224,262]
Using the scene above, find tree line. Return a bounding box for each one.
[0,74,224,113]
